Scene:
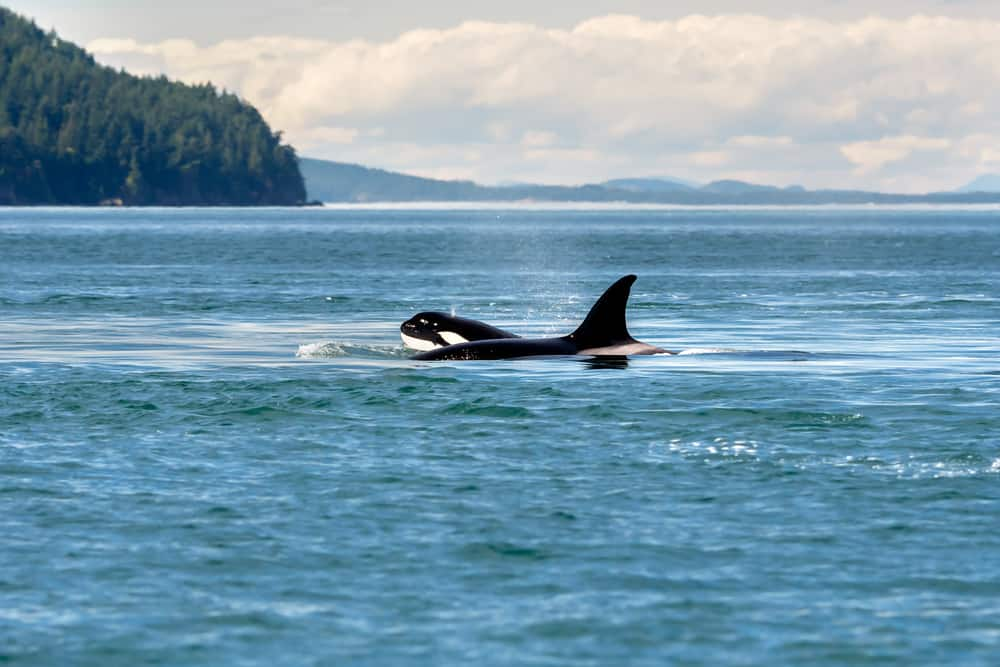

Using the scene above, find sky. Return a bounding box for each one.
[10,1,1000,191]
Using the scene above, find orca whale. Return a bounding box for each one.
[410,275,671,361]
[400,312,518,351]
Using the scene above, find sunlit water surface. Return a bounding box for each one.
[2,207,999,665]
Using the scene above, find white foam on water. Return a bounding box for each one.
[646,437,761,462]
[296,341,408,359]
[296,342,346,358]
[822,454,1000,479]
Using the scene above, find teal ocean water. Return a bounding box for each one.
[2,206,999,665]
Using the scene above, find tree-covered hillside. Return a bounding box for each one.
[0,7,306,206]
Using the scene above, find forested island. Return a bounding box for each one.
[0,7,306,206]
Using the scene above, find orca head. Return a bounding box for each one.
[400,311,471,351]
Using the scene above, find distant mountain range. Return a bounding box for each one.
[955,174,1000,193]
[301,158,1000,205]
[602,177,696,192]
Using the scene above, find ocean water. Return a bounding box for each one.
[1,206,999,665]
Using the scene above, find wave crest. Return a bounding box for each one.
[295,341,409,359]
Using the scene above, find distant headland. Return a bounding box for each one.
[0,7,306,206]
[300,158,1000,206]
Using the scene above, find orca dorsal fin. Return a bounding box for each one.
[567,274,638,347]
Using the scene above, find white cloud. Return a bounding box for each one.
[840,135,951,172]
[87,15,1000,191]
[298,126,360,145]
[690,151,730,167]
[727,136,794,148]
[520,131,558,148]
